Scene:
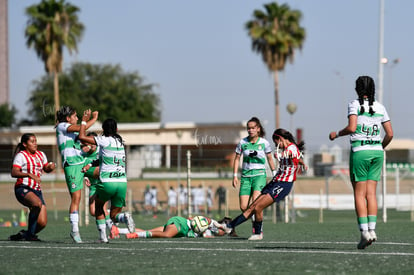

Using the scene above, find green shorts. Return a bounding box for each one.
[239,170,267,196]
[164,216,190,237]
[96,181,127,208]
[350,150,384,182]
[63,164,84,193]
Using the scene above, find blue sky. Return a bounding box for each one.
[8,0,413,150]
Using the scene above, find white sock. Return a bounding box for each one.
[97,222,107,241]
[116,213,126,223]
[118,228,129,234]
[137,231,152,238]
[70,212,79,232]
[105,217,114,231]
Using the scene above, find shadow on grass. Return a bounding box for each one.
[255,245,332,250]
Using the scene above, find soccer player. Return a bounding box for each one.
[125,216,230,239]
[223,128,306,240]
[55,106,98,243]
[232,117,276,236]
[329,76,393,249]
[78,110,135,243]
[81,132,119,239]
[9,133,55,241]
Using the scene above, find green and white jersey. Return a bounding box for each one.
[348,99,390,152]
[56,122,85,166]
[235,137,272,177]
[95,135,127,183]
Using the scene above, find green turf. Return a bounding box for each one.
[0,209,413,274]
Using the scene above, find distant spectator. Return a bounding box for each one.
[167,186,177,216]
[215,184,226,215]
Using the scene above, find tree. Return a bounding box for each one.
[26,62,161,125]
[0,103,16,127]
[246,2,305,129]
[25,0,84,116]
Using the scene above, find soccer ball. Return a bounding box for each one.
[190,216,210,234]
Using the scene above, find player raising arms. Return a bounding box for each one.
[55,106,98,243]
[9,133,56,241]
[78,110,135,243]
[223,128,306,240]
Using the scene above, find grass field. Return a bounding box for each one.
[1,209,413,274]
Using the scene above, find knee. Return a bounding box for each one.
[31,202,43,211]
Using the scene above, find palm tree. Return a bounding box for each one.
[25,0,84,116]
[246,2,305,129]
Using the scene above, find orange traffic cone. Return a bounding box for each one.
[19,209,27,227]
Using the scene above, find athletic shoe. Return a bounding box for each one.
[124,212,136,233]
[357,230,371,249]
[126,232,138,239]
[220,223,232,234]
[109,225,120,239]
[8,230,27,241]
[229,229,239,237]
[97,238,109,244]
[248,234,263,241]
[70,231,83,243]
[24,234,41,241]
[369,230,377,242]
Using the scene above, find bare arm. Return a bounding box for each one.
[67,111,99,133]
[329,114,357,140]
[382,121,394,149]
[78,109,97,145]
[266,152,276,172]
[11,166,41,183]
[232,153,241,188]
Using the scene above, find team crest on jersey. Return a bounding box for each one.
[258,145,262,150]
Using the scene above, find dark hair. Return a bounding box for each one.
[355,76,376,116]
[13,133,35,156]
[56,106,76,123]
[218,217,232,224]
[247,117,266,137]
[272,128,305,152]
[102,118,123,145]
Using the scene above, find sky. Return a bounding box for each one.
[8,0,414,151]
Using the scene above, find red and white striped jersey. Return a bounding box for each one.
[273,143,302,182]
[13,150,48,191]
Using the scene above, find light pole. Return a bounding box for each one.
[286,103,297,132]
[176,130,183,216]
[286,103,297,222]
[383,58,400,112]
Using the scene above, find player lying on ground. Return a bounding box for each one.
[123,216,232,238]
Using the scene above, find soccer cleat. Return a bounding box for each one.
[126,232,138,239]
[8,230,27,241]
[369,230,377,242]
[124,212,136,233]
[229,229,239,237]
[24,234,41,241]
[97,238,109,244]
[109,225,120,239]
[247,234,263,241]
[70,231,83,243]
[357,230,372,249]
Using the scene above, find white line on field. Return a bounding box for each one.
[1,243,413,256]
